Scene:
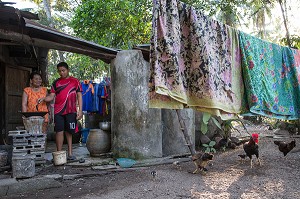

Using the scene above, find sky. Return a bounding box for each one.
[6,0,37,9]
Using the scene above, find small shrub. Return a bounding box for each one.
[202,141,216,153]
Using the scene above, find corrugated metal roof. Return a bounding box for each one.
[0,5,119,63]
[24,19,118,55]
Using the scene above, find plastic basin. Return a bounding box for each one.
[117,158,136,168]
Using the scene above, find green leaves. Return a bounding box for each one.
[202,141,217,153]
[200,112,211,134]
[71,0,152,49]
[211,117,222,130]
[202,141,216,147]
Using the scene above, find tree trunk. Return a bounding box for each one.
[42,0,65,64]
[278,0,292,47]
[43,0,53,27]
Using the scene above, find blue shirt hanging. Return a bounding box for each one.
[81,80,94,112]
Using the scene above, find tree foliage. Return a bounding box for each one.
[70,0,290,48]
[24,0,299,84]
[280,35,300,49]
[71,0,153,49]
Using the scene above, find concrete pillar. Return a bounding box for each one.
[162,109,195,156]
[111,50,162,159]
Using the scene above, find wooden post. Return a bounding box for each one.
[176,109,196,155]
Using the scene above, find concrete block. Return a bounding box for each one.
[0,185,8,196]
[13,144,45,153]
[0,178,18,186]
[12,134,46,143]
[6,177,62,195]
[8,130,27,136]
[12,155,35,179]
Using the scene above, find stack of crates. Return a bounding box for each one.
[8,130,46,165]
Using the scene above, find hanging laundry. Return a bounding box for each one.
[93,78,111,115]
[81,80,94,112]
[100,85,110,115]
[239,31,300,120]
[149,0,244,119]
[92,83,101,112]
[97,84,105,115]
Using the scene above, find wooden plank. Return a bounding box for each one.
[5,65,30,133]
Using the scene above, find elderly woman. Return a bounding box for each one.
[22,71,49,133]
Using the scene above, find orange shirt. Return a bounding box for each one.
[24,87,49,122]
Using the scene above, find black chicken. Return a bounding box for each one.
[238,154,247,163]
[243,133,261,168]
[274,140,296,156]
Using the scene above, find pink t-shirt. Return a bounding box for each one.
[51,76,82,115]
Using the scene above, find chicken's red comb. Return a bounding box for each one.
[251,133,259,139]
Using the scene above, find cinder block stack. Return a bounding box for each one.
[8,130,46,165]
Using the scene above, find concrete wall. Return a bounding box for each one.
[111,50,162,159]
[162,109,195,156]
[110,50,197,159]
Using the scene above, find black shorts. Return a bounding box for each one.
[54,113,77,134]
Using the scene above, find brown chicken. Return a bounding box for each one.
[274,140,296,156]
[191,152,214,174]
[243,133,261,168]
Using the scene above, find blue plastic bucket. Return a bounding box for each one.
[81,128,90,143]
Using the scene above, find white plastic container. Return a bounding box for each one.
[52,150,67,166]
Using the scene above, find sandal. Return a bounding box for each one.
[67,155,77,161]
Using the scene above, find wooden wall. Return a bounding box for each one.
[0,45,32,144]
[0,61,5,144]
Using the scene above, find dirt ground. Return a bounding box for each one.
[3,131,300,199]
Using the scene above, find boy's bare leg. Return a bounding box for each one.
[56,131,64,151]
[65,131,73,156]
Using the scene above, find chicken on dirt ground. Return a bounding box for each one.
[243,133,261,168]
[191,152,214,174]
[274,140,296,156]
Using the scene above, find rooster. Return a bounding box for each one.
[274,140,296,156]
[243,133,261,168]
[238,154,247,163]
[191,152,214,174]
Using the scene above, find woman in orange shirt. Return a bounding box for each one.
[22,71,49,133]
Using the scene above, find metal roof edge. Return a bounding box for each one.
[24,19,119,54]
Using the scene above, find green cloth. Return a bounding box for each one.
[239,31,300,120]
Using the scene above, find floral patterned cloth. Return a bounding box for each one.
[149,0,244,119]
[239,31,300,120]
